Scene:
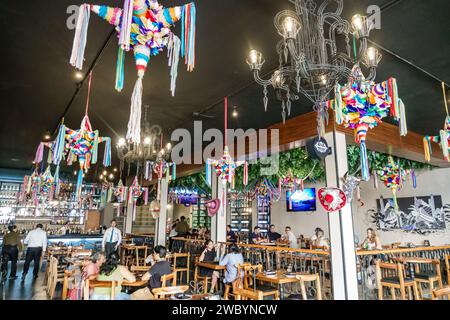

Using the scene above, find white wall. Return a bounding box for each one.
[269,168,450,246]
[354,167,450,246]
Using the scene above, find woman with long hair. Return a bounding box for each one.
[360,228,382,250]
[90,253,136,300]
[198,240,220,293]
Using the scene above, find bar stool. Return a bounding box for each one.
[375,260,420,300]
[445,254,450,285]
[413,259,443,299]
[432,287,450,300]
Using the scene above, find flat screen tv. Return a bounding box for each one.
[286,189,316,212]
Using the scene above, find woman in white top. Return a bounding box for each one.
[311,229,329,250]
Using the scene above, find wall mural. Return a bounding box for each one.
[369,195,450,235]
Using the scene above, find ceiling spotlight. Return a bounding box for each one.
[75,72,83,80]
[102,170,107,175]
[43,130,51,140]
[73,170,77,176]
[232,106,238,118]
[166,142,172,150]
[109,173,114,180]
[113,168,118,172]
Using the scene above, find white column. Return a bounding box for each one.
[210,172,218,242]
[216,181,227,243]
[124,201,134,235]
[156,178,169,246]
[324,131,359,300]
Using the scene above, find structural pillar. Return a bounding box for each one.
[210,173,227,243]
[156,178,169,246]
[324,131,359,300]
[124,201,133,235]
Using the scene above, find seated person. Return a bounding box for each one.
[82,252,106,281]
[90,253,135,300]
[199,240,220,294]
[311,229,329,250]
[249,226,266,244]
[226,225,237,243]
[131,245,172,300]
[360,228,382,250]
[219,243,244,286]
[281,226,298,249]
[267,225,282,242]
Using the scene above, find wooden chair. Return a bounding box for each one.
[445,254,450,285]
[223,263,248,300]
[172,253,190,285]
[46,256,66,300]
[412,259,443,299]
[296,273,323,300]
[376,260,420,300]
[83,279,116,300]
[235,288,264,300]
[432,287,450,300]
[161,272,177,288]
[61,270,75,300]
[241,264,280,300]
[193,257,213,294]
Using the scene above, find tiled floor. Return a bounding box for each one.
[0,261,49,300]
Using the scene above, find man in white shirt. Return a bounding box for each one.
[282,226,298,249]
[102,219,122,258]
[22,224,47,280]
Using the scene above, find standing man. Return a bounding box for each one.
[1,225,23,280]
[175,216,190,237]
[22,224,47,281]
[102,219,122,258]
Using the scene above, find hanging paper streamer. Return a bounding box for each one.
[168,34,181,96]
[205,162,212,187]
[243,161,248,186]
[411,169,417,189]
[171,163,177,181]
[70,0,197,145]
[330,66,407,181]
[115,48,125,92]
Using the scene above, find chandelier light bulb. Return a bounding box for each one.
[232,107,238,118]
[247,50,264,71]
[109,173,114,180]
[352,14,363,31]
[117,138,126,147]
[365,47,381,68]
[99,174,103,179]
[144,137,151,145]
[75,72,83,80]
[102,170,107,175]
[281,15,300,39]
[284,17,294,33]
[320,75,327,85]
[166,142,172,150]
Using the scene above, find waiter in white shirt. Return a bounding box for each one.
[102,219,122,258]
[22,224,47,280]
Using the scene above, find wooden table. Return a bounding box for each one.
[195,261,226,271]
[256,271,305,299]
[152,285,189,299]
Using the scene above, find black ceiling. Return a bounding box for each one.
[1,0,449,174]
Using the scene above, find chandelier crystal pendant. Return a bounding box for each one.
[116,105,172,177]
[247,0,381,134]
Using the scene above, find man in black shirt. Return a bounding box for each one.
[131,245,171,300]
[267,225,282,242]
[250,226,265,244]
[226,225,237,243]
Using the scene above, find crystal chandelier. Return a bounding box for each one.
[116,105,172,176]
[247,0,382,132]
